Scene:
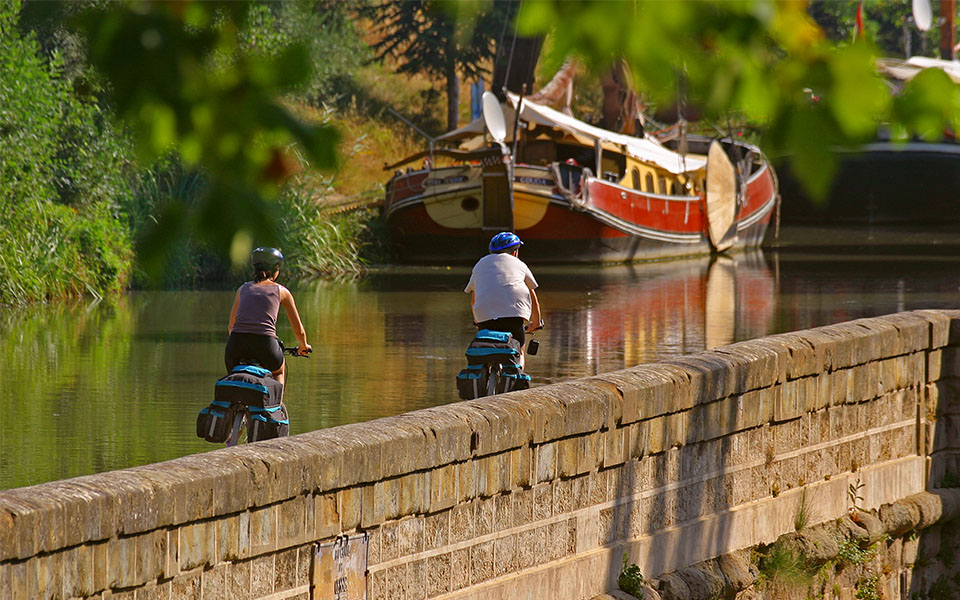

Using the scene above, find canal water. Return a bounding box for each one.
[2,233,959,490]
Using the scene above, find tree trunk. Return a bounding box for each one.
[446,55,459,132]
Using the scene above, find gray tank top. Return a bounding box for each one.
[232,282,281,337]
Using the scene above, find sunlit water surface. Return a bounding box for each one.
[3,240,959,489]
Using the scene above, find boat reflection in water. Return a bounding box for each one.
[530,250,775,383]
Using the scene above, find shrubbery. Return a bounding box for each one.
[0,0,133,305]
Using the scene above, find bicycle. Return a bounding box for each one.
[197,344,310,446]
[457,321,542,399]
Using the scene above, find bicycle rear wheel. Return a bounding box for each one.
[225,411,248,446]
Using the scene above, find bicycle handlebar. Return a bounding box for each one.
[283,346,312,358]
[526,319,545,333]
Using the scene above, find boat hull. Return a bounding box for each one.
[777,141,960,226]
[385,153,777,264]
[387,165,776,264]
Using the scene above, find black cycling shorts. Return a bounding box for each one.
[224,332,284,373]
[477,317,525,347]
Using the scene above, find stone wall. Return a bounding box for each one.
[2,309,959,600]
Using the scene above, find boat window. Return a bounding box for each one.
[631,168,640,190]
[658,177,667,195]
[519,140,556,166]
[645,173,654,193]
[671,181,682,195]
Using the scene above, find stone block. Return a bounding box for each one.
[597,370,666,426]
[214,514,241,563]
[450,548,471,591]
[397,516,424,558]
[277,495,308,549]
[880,312,934,356]
[475,497,496,537]
[916,309,959,347]
[535,442,557,484]
[248,504,276,556]
[406,559,427,600]
[424,554,454,598]
[511,446,533,489]
[331,428,383,487]
[136,529,166,586]
[202,563,229,600]
[493,534,518,577]
[659,355,739,405]
[179,521,215,572]
[428,464,457,514]
[249,554,275,598]
[398,472,427,517]
[577,432,603,475]
[449,502,475,545]
[423,510,449,551]
[710,339,782,392]
[604,426,627,468]
[928,350,943,383]
[314,492,339,541]
[471,540,495,584]
[533,484,553,521]
[372,422,423,480]
[171,571,202,600]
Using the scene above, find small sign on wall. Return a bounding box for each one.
[313,534,368,600]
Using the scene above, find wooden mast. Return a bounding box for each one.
[941,0,956,60]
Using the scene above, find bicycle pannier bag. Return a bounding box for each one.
[214,365,284,409]
[247,402,290,441]
[495,365,531,394]
[465,329,521,366]
[196,399,239,443]
[456,364,487,400]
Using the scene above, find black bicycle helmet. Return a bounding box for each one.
[252,247,284,271]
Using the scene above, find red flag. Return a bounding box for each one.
[855,1,864,39]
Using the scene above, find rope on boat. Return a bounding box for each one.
[550,162,591,210]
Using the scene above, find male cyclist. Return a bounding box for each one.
[464,232,542,366]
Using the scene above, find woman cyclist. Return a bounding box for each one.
[225,247,311,385]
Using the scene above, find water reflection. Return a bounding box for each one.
[2,247,958,489]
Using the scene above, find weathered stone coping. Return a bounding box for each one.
[2,308,960,599]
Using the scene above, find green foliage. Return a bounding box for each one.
[855,573,881,600]
[836,536,875,567]
[618,554,645,598]
[240,0,368,103]
[0,0,133,305]
[757,540,817,589]
[795,487,812,531]
[848,477,866,512]
[515,0,960,203]
[75,1,340,281]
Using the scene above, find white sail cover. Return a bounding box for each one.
[436,94,705,175]
[877,56,960,84]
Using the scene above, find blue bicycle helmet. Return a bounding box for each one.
[488,232,523,253]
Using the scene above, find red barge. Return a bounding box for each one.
[384,94,778,264]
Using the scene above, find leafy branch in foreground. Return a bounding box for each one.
[76,1,340,281]
[516,0,960,201]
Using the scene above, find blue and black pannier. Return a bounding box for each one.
[455,330,530,399]
[197,364,289,443]
[196,399,239,443]
[464,329,522,365]
[456,364,487,400]
[496,365,531,394]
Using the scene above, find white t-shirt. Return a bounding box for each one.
[464,253,538,322]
